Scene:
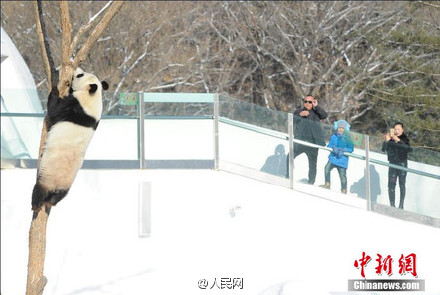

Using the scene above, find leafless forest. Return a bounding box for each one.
[1,1,439,151]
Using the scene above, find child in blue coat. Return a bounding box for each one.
[319,120,354,193]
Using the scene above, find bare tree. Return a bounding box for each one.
[2,1,439,151]
[26,2,124,295]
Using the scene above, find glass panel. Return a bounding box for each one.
[144,119,214,160]
[1,89,45,160]
[1,88,45,113]
[370,154,440,218]
[367,128,440,217]
[145,102,213,117]
[219,95,288,133]
[406,169,440,218]
[218,95,289,179]
[85,118,138,160]
[1,90,439,222]
[219,121,289,177]
[0,115,44,159]
[410,147,440,167]
[290,117,369,202]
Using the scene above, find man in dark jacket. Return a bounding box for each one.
[291,95,328,184]
[382,122,412,209]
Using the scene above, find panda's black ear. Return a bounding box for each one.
[89,84,98,94]
[101,81,109,91]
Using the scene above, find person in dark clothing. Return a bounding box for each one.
[382,122,412,209]
[291,95,328,184]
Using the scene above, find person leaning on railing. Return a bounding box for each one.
[382,122,413,209]
[290,95,328,185]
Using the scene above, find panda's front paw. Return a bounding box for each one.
[47,86,61,113]
[50,86,59,97]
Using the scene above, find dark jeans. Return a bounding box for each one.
[388,162,407,209]
[324,162,347,190]
[293,143,318,184]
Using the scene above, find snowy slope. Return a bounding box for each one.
[2,168,440,295]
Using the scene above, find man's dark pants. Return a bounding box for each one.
[293,143,319,184]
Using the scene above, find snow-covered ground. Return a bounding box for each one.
[2,168,440,295]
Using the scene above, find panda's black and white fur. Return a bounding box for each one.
[32,68,109,211]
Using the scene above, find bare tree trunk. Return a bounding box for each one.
[27,5,52,292]
[58,0,73,97]
[27,6,52,292]
[26,206,51,295]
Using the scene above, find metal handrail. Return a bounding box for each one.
[2,107,439,181]
[219,117,289,140]
[0,112,139,119]
[0,112,45,117]
[2,92,439,225]
[291,138,440,180]
[215,115,440,181]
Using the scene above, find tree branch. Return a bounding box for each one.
[33,0,57,89]
[70,1,113,56]
[417,1,440,9]
[58,1,73,96]
[72,1,125,68]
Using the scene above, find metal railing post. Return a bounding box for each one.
[365,135,371,211]
[288,113,294,189]
[213,93,220,171]
[138,92,146,169]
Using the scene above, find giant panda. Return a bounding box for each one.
[31,68,109,211]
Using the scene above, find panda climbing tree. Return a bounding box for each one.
[26,2,125,295]
[31,67,109,210]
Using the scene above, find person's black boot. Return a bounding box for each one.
[388,188,396,207]
[399,186,405,209]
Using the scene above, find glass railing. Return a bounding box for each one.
[285,119,440,221]
[1,90,439,224]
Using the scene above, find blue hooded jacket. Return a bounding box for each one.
[327,120,354,169]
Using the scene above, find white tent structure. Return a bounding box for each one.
[1,26,43,160]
